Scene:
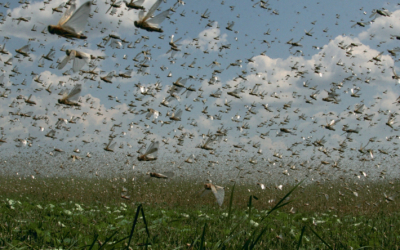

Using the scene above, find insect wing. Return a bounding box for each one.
[134,0,145,6]
[58,50,75,70]
[185,154,195,163]
[392,67,397,77]
[369,11,376,19]
[138,10,145,21]
[72,57,86,72]
[200,188,212,198]
[145,0,162,20]
[204,136,214,147]
[174,76,182,85]
[174,109,182,119]
[174,38,182,44]
[137,144,146,154]
[147,9,170,28]
[18,44,30,53]
[50,51,56,59]
[108,142,117,151]
[124,69,133,76]
[110,40,122,49]
[57,2,76,26]
[66,84,82,101]
[62,1,91,34]
[144,141,159,158]
[107,71,115,79]
[211,184,224,207]
[57,3,65,9]
[47,129,56,137]
[163,171,174,178]
[145,110,153,119]
[180,78,188,86]
[5,57,13,64]
[72,51,90,72]
[186,85,195,98]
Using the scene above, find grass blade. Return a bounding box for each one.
[227,181,236,224]
[217,216,247,249]
[98,231,118,250]
[88,234,98,250]
[187,234,201,250]
[242,238,251,250]
[227,170,241,225]
[272,201,294,211]
[126,204,143,249]
[261,179,304,222]
[248,195,258,221]
[243,180,304,249]
[248,224,270,249]
[216,230,245,249]
[308,226,333,250]
[171,247,186,250]
[6,242,28,250]
[140,206,150,238]
[199,222,207,250]
[248,195,252,222]
[107,236,130,248]
[66,240,78,250]
[229,217,247,236]
[296,226,306,250]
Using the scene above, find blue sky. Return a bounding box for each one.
[0,0,399,180]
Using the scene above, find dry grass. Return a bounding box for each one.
[1,174,398,216]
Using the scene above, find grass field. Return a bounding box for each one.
[0,175,399,249]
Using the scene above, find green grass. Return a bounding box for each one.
[0,175,399,249]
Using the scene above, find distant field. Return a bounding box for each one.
[0,176,399,249]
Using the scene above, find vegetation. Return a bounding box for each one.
[0,176,399,249]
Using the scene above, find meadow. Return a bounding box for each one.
[0,174,399,249]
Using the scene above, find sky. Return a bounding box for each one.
[0,0,399,181]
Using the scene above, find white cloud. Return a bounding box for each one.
[358,10,400,43]
[181,22,228,52]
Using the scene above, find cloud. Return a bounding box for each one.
[181,22,228,52]
[358,9,400,43]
